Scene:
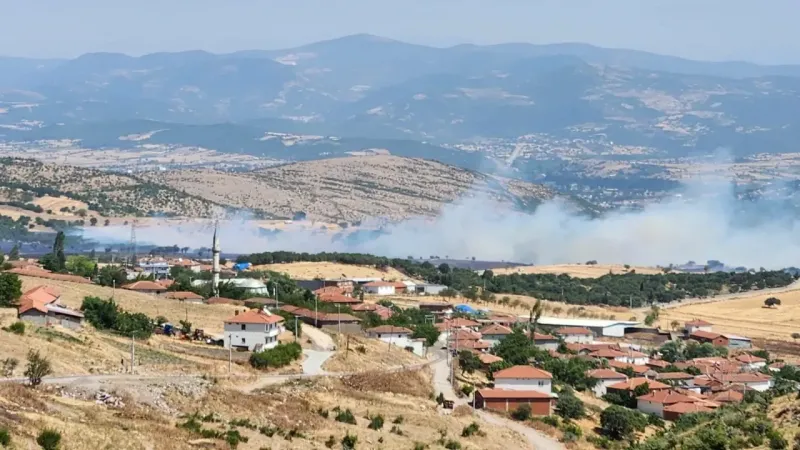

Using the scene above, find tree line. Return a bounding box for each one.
[238,251,796,307]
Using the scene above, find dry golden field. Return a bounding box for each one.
[322,333,424,373]
[658,285,800,340]
[255,261,410,281]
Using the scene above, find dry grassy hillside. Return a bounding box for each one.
[0,158,225,217]
[494,263,665,278]
[149,155,562,221]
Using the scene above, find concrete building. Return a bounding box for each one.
[689,330,752,349]
[223,309,285,351]
[526,317,639,338]
[586,369,628,397]
[138,261,170,280]
[684,319,713,335]
[555,327,594,344]
[606,377,670,396]
[363,281,396,296]
[735,354,767,370]
[415,283,448,295]
[478,324,513,347]
[492,365,553,395]
[17,286,84,330]
[365,325,425,356]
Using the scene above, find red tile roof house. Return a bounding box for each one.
[655,371,697,388]
[121,280,168,294]
[684,319,713,335]
[223,309,285,351]
[525,331,560,351]
[637,390,711,418]
[478,353,504,367]
[605,377,670,396]
[479,324,513,347]
[555,327,594,344]
[662,402,715,421]
[476,366,556,416]
[350,303,393,320]
[318,292,363,305]
[734,353,768,370]
[17,286,84,330]
[586,369,628,397]
[493,365,554,394]
[162,291,205,303]
[608,360,650,375]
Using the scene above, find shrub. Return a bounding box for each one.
[461,422,483,437]
[341,432,358,450]
[540,415,560,427]
[368,414,384,430]
[647,413,665,428]
[249,342,302,369]
[355,345,366,353]
[511,404,532,421]
[1,358,18,377]
[0,427,10,447]
[393,415,404,424]
[436,392,445,405]
[317,408,329,419]
[600,405,647,440]
[390,425,404,436]
[335,408,357,425]
[769,431,788,450]
[225,430,248,449]
[413,443,428,450]
[555,393,585,420]
[444,440,462,450]
[25,349,52,387]
[460,384,474,397]
[5,321,25,335]
[36,429,61,450]
[258,426,277,437]
[560,421,583,439]
[324,435,336,448]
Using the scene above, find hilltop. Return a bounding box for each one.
[0,158,226,218]
[148,155,587,221]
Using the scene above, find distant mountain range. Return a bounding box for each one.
[2,34,800,157]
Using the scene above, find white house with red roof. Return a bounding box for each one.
[555,327,594,344]
[366,325,425,356]
[735,353,767,370]
[586,369,628,397]
[223,309,285,351]
[363,281,396,296]
[492,365,554,394]
[684,319,713,334]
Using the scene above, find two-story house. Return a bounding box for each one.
[224,309,285,351]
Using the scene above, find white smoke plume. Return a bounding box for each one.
[79,176,800,269]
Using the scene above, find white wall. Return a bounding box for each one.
[494,378,552,394]
[365,285,395,296]
[637,399,664,418]
[367,332,425,356]
[619,355,650,365]
[592,379,624,397]
[602,324,629,337]
[224,322,283,351]
[563,334,593,344]
[744,380,772,392]
[686,325,713,334]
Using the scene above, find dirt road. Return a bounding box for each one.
[429,350,563,450]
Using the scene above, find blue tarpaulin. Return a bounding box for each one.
[233,262,252,271]
[453,304,477,314]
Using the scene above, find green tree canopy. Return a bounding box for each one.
[0,272,22,307]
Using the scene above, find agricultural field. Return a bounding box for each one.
[253,261,410,281]
[658,284,800,340]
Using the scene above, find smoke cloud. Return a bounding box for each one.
[79,176,800,269]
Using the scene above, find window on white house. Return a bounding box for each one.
[241,324,246,331]
[241,337,245,344]
[538,381,545,386]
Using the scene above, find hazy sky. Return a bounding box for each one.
[2,0,798,63]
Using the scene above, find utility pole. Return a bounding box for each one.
[294,316,298,342]
[228,336,232,374]
[130,332,135,374]
[336,304,341,334]
[315,296,318,328]
[112,279,116,299]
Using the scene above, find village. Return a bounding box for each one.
[4,232,800,450]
